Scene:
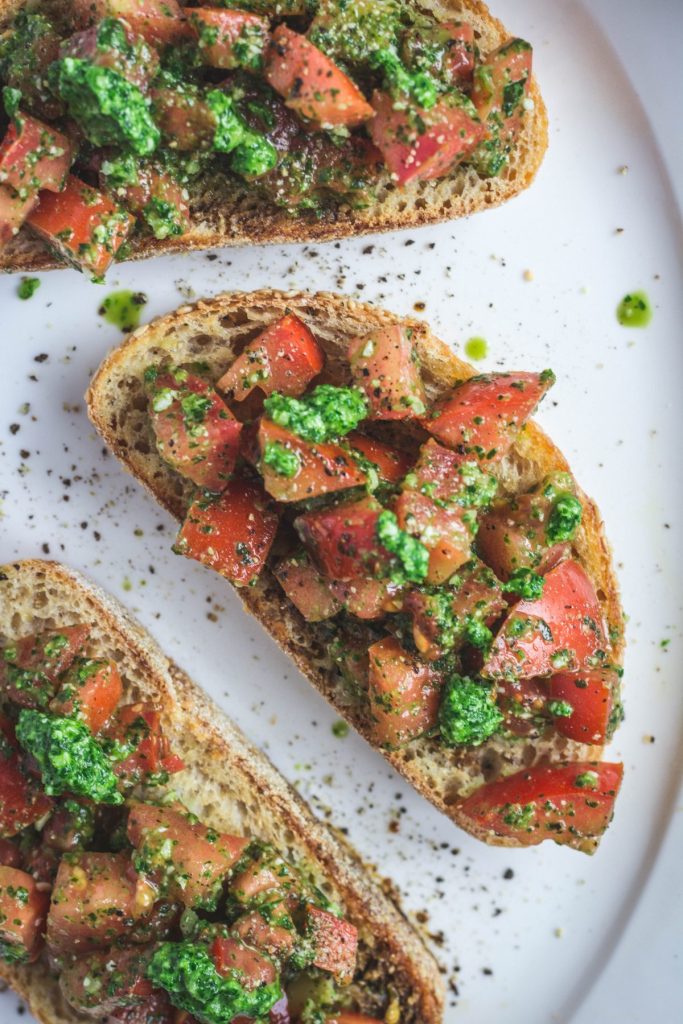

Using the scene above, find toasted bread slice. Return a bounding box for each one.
[87,289,624,846]
[0,0,548,273]
[0,558,444,1024]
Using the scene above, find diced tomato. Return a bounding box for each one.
[42,798,95,854]
[423,371,554,462]
[59,945,157,1014]
[106,703,184,786]
[0,115,72,197]
[443,23,475,80]
[305,904,358,984]
[47,851,150,954]
[104,165,190,239]
[217,313,324,402]
[345,432,413,484]
[0,839,21,868]
[212,936,277,987]
[28,175,134,277]
[128,803,248,909]
[188,8,268,69]
[265,26,373,129]
[458,762,624,852]
[60,21,160,90]
[0,715,54,837]
[273,554,342,622]
[408,439,470,502]
[547,669,616,745]
[147,367,242,492]
[494,676,547,737]
[151,83,215,150]
[231,854,297,907]
[472,39,532,124]
[401,21,474,84]
[0,866,50,962]
[175,476,279,587]
[395,489,471,584]
[482,560,610,680]
[232,910,296,958]
[50,658,122,734]
[294,496,383,581]
[72,0,191,47]
[369,89,483,186]
[477,475,577,580]
[348,325,426,421]
[366,636,441,748]
[2,17,63,121]
[2,624,89,709]
[329,576,404,621]
[0,185,38,246]
[258,419,367,502]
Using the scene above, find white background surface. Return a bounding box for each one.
[1,1,682,1021]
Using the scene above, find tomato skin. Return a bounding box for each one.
[189,8,269,70]
[106,702,184,785]
[482,560,609,681]
[458,762,624,852]
[348,325,426,421]
[329,576,404,621]
[60,22,160,90]
[49,658,122,734]
[366,636,441,749]
[72,0,191,47]
[345,432,413,484]
[232,909,296,958]
[28,175,134,277]
[212,936,278,988]
[423,371,554,462]
[265,26,373,129]
[217,313,324,402]
[443,22,475,80]
[273,554,342,622]
[0,115,72,196]
[0,866,50,962]
[369,90,483,185]
[395,489,471,585]
[548,669,616,745]
[151,83,215,151]
[0,715,54,837]
[2,624,90,709]
[294,496,384,582]
[478,488,571,580]
[148,368,242,492]
[258,419,367,503]
[0,184,38,245]
[175,476,279,587]
[472,39,532,123]
[59,945,157,1014]
[305,904,358,984]
[47,851,150,954]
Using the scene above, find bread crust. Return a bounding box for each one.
[86,289,625,847]
[0,558,445,1024]
[0,0,548,272]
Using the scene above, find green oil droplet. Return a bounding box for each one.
[616,291,652,328]
[331,720,349,738]
[465,336,488,361]
[99,290,148,332]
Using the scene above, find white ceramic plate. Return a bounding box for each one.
[1,1,681,1020]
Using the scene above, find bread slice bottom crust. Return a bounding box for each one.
[0,559,444,1024]
[86,289,624,847]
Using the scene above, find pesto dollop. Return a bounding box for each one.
[263,386,368,444]
[503,567,545,600]
[263,440,300,478]
[376,509,429,584]
[616,291,652,328]
[438,675,502,747]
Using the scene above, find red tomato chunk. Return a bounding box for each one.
[348,325,426,420]
[273,554,342,623]
[59,945,158,1014]
[548,669,616,745]
[0,866,50,962]
[345,432,413,484]
[217,313,324,402]
[0,715,54,837]
[2,624,89,709]
[212,935,277,987]
[366,636,441,749]
[50,658,122,734]
[294,496,384,582]
[0,115,72,197]
[305,904,358,984]
[72,0,190,47]
[189,8,269,70]
[258,419,367,502]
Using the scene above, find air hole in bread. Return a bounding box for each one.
[480,747,503,782]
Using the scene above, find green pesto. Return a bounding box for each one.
[0,942,29,965]
[454,461,498,509]
[308,0,403,65]
[206,89,277,177]
[99,290,148,332]
[264,386,368,444]
[263,441,300,478]
[616,291,652,328]
[575,770,599,789]
[147,941,282,1024]
[464,336,488,361]
[548,700,573,718]
[144,196,187,240]
[17,277,40,300]
[331,720,349,738]
[376,509,429,584]
[368,48,439,108]
[546,492,582,544]
[503,567,545,601]
[468,39,532,178]
[438,675,502,747]
[15,709,123,805]
[502,802,535,828]
[50,58,159,156]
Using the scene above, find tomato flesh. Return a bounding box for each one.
[72,0,190,47]
[548,669,616,745]
[50,658,122,734]
[232,909,296,958]
[128,803,248,909]
[305,904,358,983]
[258,419,367,502]
[423,371,554,462]
[175,476,279,587]
[0,715,54,837]
[2,624,89,709]
[366,636,441,748]
[458,762,624,852]
[345,432,413,484]
[265,26,373,129]
[0,115,72,197]
[478,485,572,580]
[329,576,404,621]
[148,368,242,492]
[189,8,269,70]
[151,83,215,150]
[348,324,426,420]
[369,90,482,185]
[395,489,471,584]
[482,560,609,680]
[107,702,184,786]
[326,1015,383,1024]
[60,22,160,90]
[294,496,384,581]
[472,39,532,123]
[273,554,342,622]
[0,185,38,245]
[28,175,134,276]
[212,935,277,988]
[0,866,50,962]
[217,313,324,401]
[59,946,157,1014]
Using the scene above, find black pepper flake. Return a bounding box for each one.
[503,868,514,879]
[482,967,493,976]
[19,450,30,459]
[34,354,48,363]
[9,424,19,435]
